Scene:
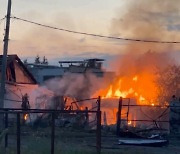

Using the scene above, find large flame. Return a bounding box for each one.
[94,72,159,105]
[93,72,160,125]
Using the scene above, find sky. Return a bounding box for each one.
[0,0,180,65]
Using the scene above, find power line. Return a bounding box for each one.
[11,16,180,44]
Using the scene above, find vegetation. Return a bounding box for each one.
[34,55,48,65]
[156,65,180,105]
[0,126,180,154]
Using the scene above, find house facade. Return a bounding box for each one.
[25,58,109,84]
[0,55,38,109]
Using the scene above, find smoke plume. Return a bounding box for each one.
[110,0,180,56]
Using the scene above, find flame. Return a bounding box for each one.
[24,114,28,121]
[132,76,138,81]
[93,73,160,125]
[95,73,158,105]
[128,120,132,125]
[139,95,146,102]
[93,72,159,127]
[106,85,113,98]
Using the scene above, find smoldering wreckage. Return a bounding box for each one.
[1,53,180,147]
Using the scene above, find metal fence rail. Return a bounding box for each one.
[115,97,180,136]
[1,96,179,153]
[0,97,102,154]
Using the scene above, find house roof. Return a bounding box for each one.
[0,54,37,84]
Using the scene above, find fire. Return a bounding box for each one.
[106,85,113,98]
[128,120,132,125]
[95,73,158,105]
[132,76,138,81]
[139,95,146,102]
[24,114,28,121]
[93,73,160,125]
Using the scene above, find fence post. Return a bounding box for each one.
[5,109,8,148]
[116,97,122,136]
[96,96,101,154]
[51,112,55,154]
[85,107,89,126]
[127,99,130,125]
[17,113,21,154]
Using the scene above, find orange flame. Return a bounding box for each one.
[132,76,138,81]
[24,114,28,121]
[93,73,159,125]
[128,120,132,125]
[94,73,158,105]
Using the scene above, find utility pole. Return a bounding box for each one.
[0,0,12,130]
[0,0,12,109]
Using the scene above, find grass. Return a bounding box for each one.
[0,127,180,154]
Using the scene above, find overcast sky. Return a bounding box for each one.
[0,0,180,65]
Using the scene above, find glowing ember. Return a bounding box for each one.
[128,120,132,125]
[24,114,28,121]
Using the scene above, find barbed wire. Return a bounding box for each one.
[11,16,180,44]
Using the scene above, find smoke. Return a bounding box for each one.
[111,0,180,40]
[110,51,175,77]
[24,72,104,122]
[41,72,109,101]
[110,0,180,55]
[109,0,180,75]
[27,1,180,107]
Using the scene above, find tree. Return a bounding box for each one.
[156,65,180,105]
[42,56,48,65]
[34,55,40,64]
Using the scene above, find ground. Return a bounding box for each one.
[0,126,180,154]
